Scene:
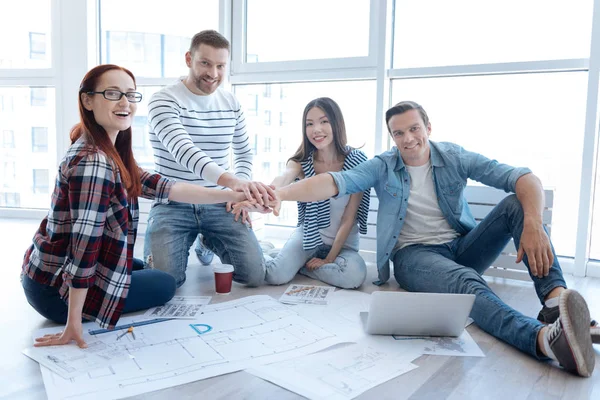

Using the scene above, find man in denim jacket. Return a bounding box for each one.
[271,101,595,377]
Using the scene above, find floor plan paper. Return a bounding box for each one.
[248,342,418,400]
[23,340,130,379]
[37,295,347,400]
[392,330,485,357]
[289,289,371,341]
[279,284,335,305]
[142,295,212,318]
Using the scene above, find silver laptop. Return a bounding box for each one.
[360,291,475,337]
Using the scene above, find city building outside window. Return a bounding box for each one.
[28,32,46,60]
[32,169,49,194]
[31,127,48,152]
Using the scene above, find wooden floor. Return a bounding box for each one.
[2,218,599,400]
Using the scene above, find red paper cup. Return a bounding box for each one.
[213,264,234,295]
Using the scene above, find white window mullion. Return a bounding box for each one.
[53,0,90,157]
[373,0,393,155]
[574,0,600,277]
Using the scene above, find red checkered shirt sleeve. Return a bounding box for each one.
[139,169,174,202]
[62,152,115,288]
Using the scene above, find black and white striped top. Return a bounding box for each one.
[147,81,252,188]
[297,148,370,250]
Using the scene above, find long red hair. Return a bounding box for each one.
[70,64,141,198]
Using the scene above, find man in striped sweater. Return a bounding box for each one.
[144,30,273,288]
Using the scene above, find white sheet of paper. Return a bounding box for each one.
[391,330,485,357]
[37,295,348,400]
[23,337,130,379]
[142,296,212,318]
[248,342,418,400]
[279,284,336,305]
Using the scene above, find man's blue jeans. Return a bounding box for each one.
[22,258,176,324]
[392,194,566,358]
[144,201,265,288]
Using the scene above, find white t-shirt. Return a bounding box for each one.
[319,195,360,251]
[396,160,459,250]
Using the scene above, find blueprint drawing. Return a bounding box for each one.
[37,295,346,400]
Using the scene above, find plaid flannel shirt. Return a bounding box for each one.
[22,139,174,329]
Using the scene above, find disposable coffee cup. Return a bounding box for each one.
[213,264,234,295]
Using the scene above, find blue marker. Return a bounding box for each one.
[88,318,173,335]
[190,324,212,335]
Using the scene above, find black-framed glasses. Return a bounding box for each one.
[87,90,143,103]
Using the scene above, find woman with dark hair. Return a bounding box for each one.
[260,97,370,289]
[22,64,249,348]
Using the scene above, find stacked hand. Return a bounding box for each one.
[228,180,278,224]
[232,196,281,216]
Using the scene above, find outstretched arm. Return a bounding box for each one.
[169,181,246,204]
[514,173,553,278]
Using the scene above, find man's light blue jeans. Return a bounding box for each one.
[265,227,367,289]
[392,194,566,358]
[144,202,265,287]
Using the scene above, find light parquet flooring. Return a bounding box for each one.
[1,218,599,400]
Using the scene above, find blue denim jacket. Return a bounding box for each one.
[328,141,531,285]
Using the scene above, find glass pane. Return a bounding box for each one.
[393,0,593,68]
[234,80,377,226]
[246,0,370,63]
[0,0,51,68]
[100,0,219,78]
[132,86,164,170]
[0,87,56,209]
[391,72,587,257]
[590,157,600,261]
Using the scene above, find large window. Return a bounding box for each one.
[245,0,370,63]
[393,0,593,68]
[100,0,219,78]
[391,72,588,257]
[0,0,51,68]
[131,86,164,170]
[234,80,377,226]
[0,87,55,209]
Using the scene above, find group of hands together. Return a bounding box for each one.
[226,180,283,226]
[229,180,331,271]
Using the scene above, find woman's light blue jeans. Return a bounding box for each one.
[391,194,566,358]
[265,227,367,289]
[144,201,265,288]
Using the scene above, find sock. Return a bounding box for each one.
[545,296,559,309]
[542,327,558,361]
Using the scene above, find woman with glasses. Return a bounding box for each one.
[22,64,249,348]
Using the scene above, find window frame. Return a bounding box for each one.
[230,0,380,78]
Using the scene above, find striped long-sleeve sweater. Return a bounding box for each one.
[147,81,253,188]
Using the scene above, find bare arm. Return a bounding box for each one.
[34,287,89,348]
[169,182,246,204]
[515,173,544,224]
[277,173,339,203]
[514,173,553,278]
[270,160,303,189]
